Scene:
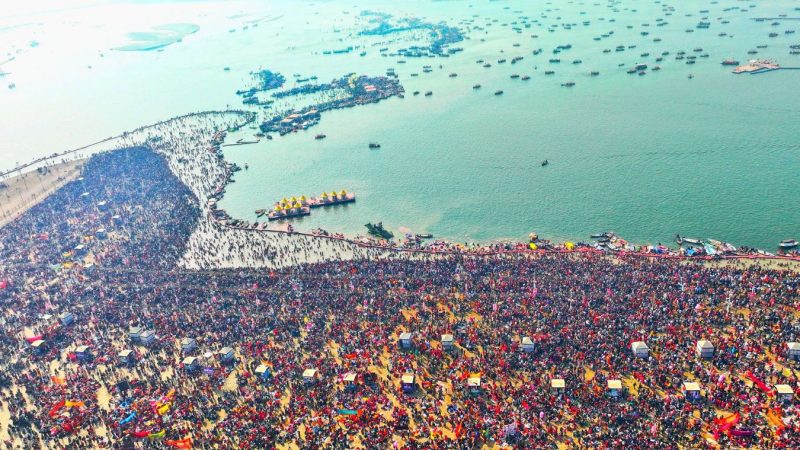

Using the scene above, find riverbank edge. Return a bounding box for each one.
[3,110,799,273]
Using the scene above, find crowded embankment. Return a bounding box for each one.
[0,112,799,449]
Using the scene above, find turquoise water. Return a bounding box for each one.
[1,0,799,248]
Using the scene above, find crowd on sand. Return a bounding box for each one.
[0,116,800,449]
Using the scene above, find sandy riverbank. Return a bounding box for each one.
[0,160,85,229]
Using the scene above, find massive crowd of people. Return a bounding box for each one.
[0,115,799,449]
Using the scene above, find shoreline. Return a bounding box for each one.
[2,111,799,272]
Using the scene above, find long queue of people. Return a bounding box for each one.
[0,119,799,449]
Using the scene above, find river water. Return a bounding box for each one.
[1,0,798,248]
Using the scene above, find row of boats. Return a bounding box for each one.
[256,190,356,221]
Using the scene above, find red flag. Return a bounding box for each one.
[745,371,772,396]
[713,412,740,440]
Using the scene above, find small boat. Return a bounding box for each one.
[676,234,703,246]
[561,82,575,87]
[365,222,393,240]
[449,73,458,77]
[521,75,530,80]
[413,91,420,95]
[541,159,549,166]
[779,239,798,249]
[415,233,434,239]
[544,70,555,75]
[590,71,600,76]
[315,134,326,140]
[425,91,433,96]
[473,84,481,89]
[369,142,381,149]
[255,209,266,217]
[510,74,520,79]
[721,59,740,66]
[494,90,504,95]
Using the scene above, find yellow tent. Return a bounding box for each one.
[565,242,575,250]
[529,243,538,250]
[299,195,307,202]
[321,192,328,198]
[330,191,337,198]
[281,197,288,204]
[274,205,283,212]
[290,196,297,203]
[293,202,302,209]
[340,190,347,196]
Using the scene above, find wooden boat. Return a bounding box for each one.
[676,234,703,246]
[366,222,393,240]
[779,239,798,249]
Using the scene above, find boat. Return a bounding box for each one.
[510,74,520,79]
[676,234,703,246]
[255,209,266,217]
[590,232,614,240]
[521,75,530,80]
[413,91,420,96]
[369,142,381,149]
[544,70,555,75]
[425,91,433,96]
[721,59,740,66]
[561,82,575,87]
[315,134,326,140]
[365,222,394,240]
[415,233,433,239]
[449,73,458,77]
[590,71,600,76]
[494,90,504,95]
[541,159,549,166]
[473,84,481,89]
[779,239,798,249]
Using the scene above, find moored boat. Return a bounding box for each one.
[779,239,798,249]
[365,222,394,240]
